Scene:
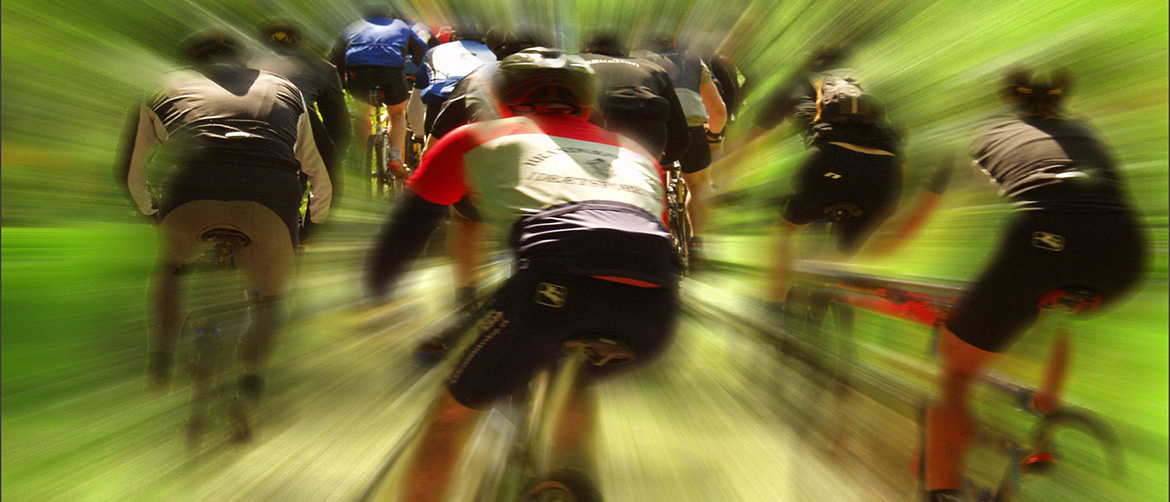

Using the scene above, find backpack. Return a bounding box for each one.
[813,72,886,124]
[601,86,671,122]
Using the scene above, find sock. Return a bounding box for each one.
[389,147,403,163]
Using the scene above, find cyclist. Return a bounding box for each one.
[633,35,727,263]
[331,6,429,179]
[365,48,680,501]
[923,67,1146,502]
[252,21,349,239]
[735,47,905,318]
[580,32,690,166]
[117,30,331,404]
[406,23,496,141]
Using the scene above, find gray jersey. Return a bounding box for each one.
[125,63,330,223]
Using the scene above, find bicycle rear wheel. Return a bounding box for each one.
[366,132,389,197]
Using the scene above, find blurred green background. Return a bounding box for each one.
[3,0,1167,500]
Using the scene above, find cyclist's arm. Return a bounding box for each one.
[124,103,168,216]
[294,108,332,223]
[870,157,953,256]
[699,62,727,135]
[328,38,347,81]
[406,31,428,67]
[317,74,351,152]
[367,129,472,298]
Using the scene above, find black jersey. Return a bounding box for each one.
[581,53,689,164]
[971,114,1132,212]
[755,70,901,154]
[251,45,350,152]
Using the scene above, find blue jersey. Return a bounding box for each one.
[341,17,428,68]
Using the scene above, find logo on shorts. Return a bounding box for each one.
[823,172,842,179]
[535,282,568,308]
[1032,231,1065,252]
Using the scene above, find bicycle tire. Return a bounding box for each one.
[991,406,1125,502]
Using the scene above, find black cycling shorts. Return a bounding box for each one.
[678,126,712,174]
[447,270,678,408]
[345,65,409,106]
[781,143,902,254]
[946,209,1146,352]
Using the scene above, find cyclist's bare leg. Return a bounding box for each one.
[550,384,599,475]
[355,102,375,149]
[225,202,295,380]
[449,211,483,296]
[387,100,409,177]
[924,326,998,492]
[1033,327,1070,415]
[768,219,809,305]
[681,169,712,241]
[402,389,482,502]
[150,263,185,357]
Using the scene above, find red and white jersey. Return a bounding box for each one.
[410,113,679,285]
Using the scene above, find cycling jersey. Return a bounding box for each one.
[756,70,901,154]
[250,45,350,163]
[409,114,678,286]
[338,16,428,68]
[581,53,689,164]
[415,40,496,104]
[971,114,1131,212]
[632,47,712,127]
[428,63,501,139]
[122,63,331,240]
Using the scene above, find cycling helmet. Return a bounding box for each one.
[179,29,245,65]
[260,22,300,46]
[494,48,596,116]
[1002,67,1072,103]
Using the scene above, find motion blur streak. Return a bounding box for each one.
[2,0,1166,501]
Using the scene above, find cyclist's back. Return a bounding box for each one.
[582,34,689,165]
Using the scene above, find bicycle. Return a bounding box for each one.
[360,336,630,502]
[664,162,692,272]
[181,228,258,446]
[365,88,411,198]
[784,266,1126,501]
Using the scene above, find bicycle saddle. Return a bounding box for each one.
[563,337,637,367]
[199,228,251,248]
[824,201,863,222]
[1037,287,1103,314]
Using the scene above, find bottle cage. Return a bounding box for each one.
[1037,287,1103,314]
[824,201,863,222]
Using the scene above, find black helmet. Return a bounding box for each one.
[494,48,596,115]
[583,32,627,57]
[261,22,300,46]
[179,29,245,65]
[1002,66,1073,103]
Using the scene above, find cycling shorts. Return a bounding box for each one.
[345,65,409,105]
[447,270,678,408]
[946,209,1146,352]
[159,200,295,298]
[678,126,712,174]
[781,143,902,254]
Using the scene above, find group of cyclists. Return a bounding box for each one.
[117,7,1147,501]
